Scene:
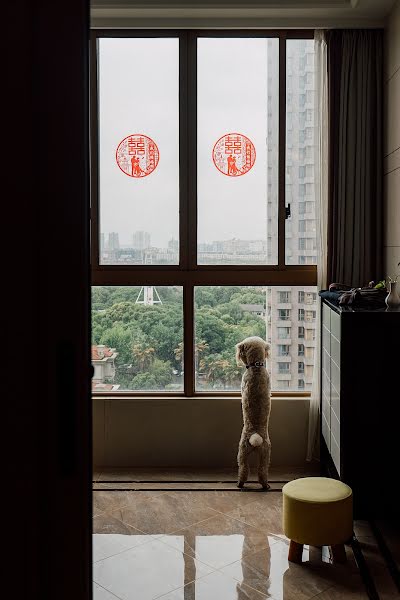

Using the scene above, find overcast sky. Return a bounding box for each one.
[99,37,278,248]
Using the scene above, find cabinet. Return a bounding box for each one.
[320,299,399,518]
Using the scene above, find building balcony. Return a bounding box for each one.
[276,320,292,327]
[275,373,292,380]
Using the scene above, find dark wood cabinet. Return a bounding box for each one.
[320,299,399,518]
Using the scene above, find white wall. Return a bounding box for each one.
[93,397,310,468]
[384,0,400,281]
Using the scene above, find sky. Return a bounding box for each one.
[99,37,278,248]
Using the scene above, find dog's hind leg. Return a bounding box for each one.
[258,437,271,490]
[237,433,250,488]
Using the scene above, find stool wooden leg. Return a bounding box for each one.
[288,540,303,564]
[330,544,347,564]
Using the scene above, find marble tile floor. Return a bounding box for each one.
[92,486,392,600]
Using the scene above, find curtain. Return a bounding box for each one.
[307,30,329,462]
[327,30,383,288]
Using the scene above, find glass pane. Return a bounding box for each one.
[197,38,279,265]
[92,286,183,391]
[285,39,317,265]
[98,38,179,265]
[195,286,317,391]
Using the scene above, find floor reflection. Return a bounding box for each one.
[92,489,369,600]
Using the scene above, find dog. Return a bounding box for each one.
[235,336,271,490]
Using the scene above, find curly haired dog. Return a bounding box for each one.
[235,336,271,490]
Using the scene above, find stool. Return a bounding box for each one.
[282,477,353,564]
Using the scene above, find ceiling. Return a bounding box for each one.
[91,0,397,28]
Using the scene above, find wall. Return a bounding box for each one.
[93,397,310,468]
[384,0,400,281]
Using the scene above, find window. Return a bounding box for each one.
[285,45,318,266]
[298,344,305,356]
[299,255,317,265]
[305,328,316,341]
[97,38,180,265]
[92,286,183,391]
[305,346,314,359]
[278,380,290,389]
[298,326,305,338]
[198,37,279,265]
[278,291,291,303]
[298,379,305,389]
[278,327,291,339]
[298,308,305,321]
[298,361,305,374]
[91,32,317,396]
[278,309,291,321]
[278,345,290,356]
[194,286,316,392]
[300,290,317,304]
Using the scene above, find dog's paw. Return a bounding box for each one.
[261,483,271,491]
[237,481,245,489]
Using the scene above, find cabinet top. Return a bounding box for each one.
[322,298,399,315]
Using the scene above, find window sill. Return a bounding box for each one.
[92,393,311,401]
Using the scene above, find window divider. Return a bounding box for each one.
[183,284,195,397]
[187,31,198,270]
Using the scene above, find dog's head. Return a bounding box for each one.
[235,336,271,367]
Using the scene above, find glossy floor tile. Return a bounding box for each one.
[110,492,219,536]
[156,569,269,600]
[93,490,166,516]
[221,542,331,599]
[158,514,280,570]
[225,492,284,535]
[92,486,395,600]
[93,538,213,600]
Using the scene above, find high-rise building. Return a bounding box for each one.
[108,232,120,251]
[132,230,151,250]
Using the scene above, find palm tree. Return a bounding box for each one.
[174,340,209,373]
[131,342,155,370]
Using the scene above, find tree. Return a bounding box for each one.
[131,342,155,371]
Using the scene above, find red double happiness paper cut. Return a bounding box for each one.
[212,133,256,177]
[116,134,160,178]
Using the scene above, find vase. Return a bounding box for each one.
[385,281,400,310]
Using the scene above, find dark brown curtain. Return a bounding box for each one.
[327,30,383,287]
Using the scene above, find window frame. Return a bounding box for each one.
[90,29,316,398]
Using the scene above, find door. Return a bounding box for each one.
[5,1,92,598]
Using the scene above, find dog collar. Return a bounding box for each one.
[246,362,265,369]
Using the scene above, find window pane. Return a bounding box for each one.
[195,286,317,391]
[98,38,179,265]
[285,39,317,265]
[92,286,183,391]
[197,38,279,265]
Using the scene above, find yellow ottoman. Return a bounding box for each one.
[282,477,353,564]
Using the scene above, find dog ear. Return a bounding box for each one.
[264,342,271,359]
[235,342,245,366]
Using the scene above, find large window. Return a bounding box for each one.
[91,31,317,396]
[92,286,183,391]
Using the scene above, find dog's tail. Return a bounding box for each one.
[249,433,263,447]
